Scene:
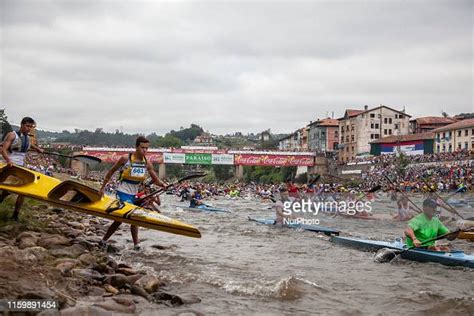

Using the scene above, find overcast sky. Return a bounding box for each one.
[1,0,472,135]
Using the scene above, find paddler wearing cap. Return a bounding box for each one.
[404,198,455,251]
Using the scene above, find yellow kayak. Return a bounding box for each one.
[459,231,474,241]
[0,163,201,238]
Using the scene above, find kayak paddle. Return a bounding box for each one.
[420,175,464,219]
[136,172,206,205]
[383,174,422,214]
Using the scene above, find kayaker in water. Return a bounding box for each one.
[98,136,167,250]
[275,187,293,225]
[394,190,411,221]
[457,219,474,230]
[286,179,299,199]
[0,117,44,221]
[404,198,455,251]
[190,185,206,208]
[136,181,161,213]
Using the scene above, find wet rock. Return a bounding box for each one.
[103,284,119,295]
[49,244,87,258]
[59,306,113,316]
[81,219,91,225]
[16,231,41,240]
[117,263,132,269]
[24,246,49,261]
[104,243,121,254]
[0,224,16,233]
[179,294,201,305]
[125,274,143,285]
[38,234,70,249]
[69,221,84,230]
[149,292,201,307]
[13,246,48,264]
[150,244,177,250]
[72,268,105,281]
[0,235,13,246]
[94,297,136,314]
[60,227,83,238]
[106,258,118,270]
[103,274,130,288]
[71,238,98,251]
[15,231,40,249]
[176,311,205,316]
[78,253,97,266]
[91,263,114,274]
[129,285,149,299]
[135,275,162,293]
[88,286,106,296]
[115,267,137,276]
[56,261,78,276]
[54,258,81,266]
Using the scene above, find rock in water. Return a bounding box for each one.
[94,298,136,314]
[135,275,162,293]
[56,306,113,316]
[374,248,399,263]
[103,274,131,288]
[149,292,201,307]
[130,285,149,299]
[78,253,97,265]
[103,284,119,295]
[38,234,70,248]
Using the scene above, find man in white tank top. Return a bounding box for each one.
[1,117,44,220]
[98,136,167,250]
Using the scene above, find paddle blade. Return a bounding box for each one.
[73,154,102,166]
[178,172,207,183]
[374,248,399,263]
[309,174,321,185]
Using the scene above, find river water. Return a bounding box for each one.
[114,193,474,315]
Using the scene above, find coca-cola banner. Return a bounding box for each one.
[234,154,314,166]
[82,151,163,163]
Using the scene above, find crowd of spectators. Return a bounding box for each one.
[340,149,472,166]
[360,154,473,193]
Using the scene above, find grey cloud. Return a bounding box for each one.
[1,0,472,135]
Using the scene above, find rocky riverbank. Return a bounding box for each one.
[0,200,202,315]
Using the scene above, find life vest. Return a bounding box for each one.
[9,131,30,153]
[118,153,148,184]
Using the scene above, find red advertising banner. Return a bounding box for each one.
[82,151,163,163]
[234,154,314,166]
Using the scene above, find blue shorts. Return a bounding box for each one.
[116,191,137,204]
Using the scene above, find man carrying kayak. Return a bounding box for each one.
[0,117,44,220]
[98,136,167,250]
[405,199,454,251]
